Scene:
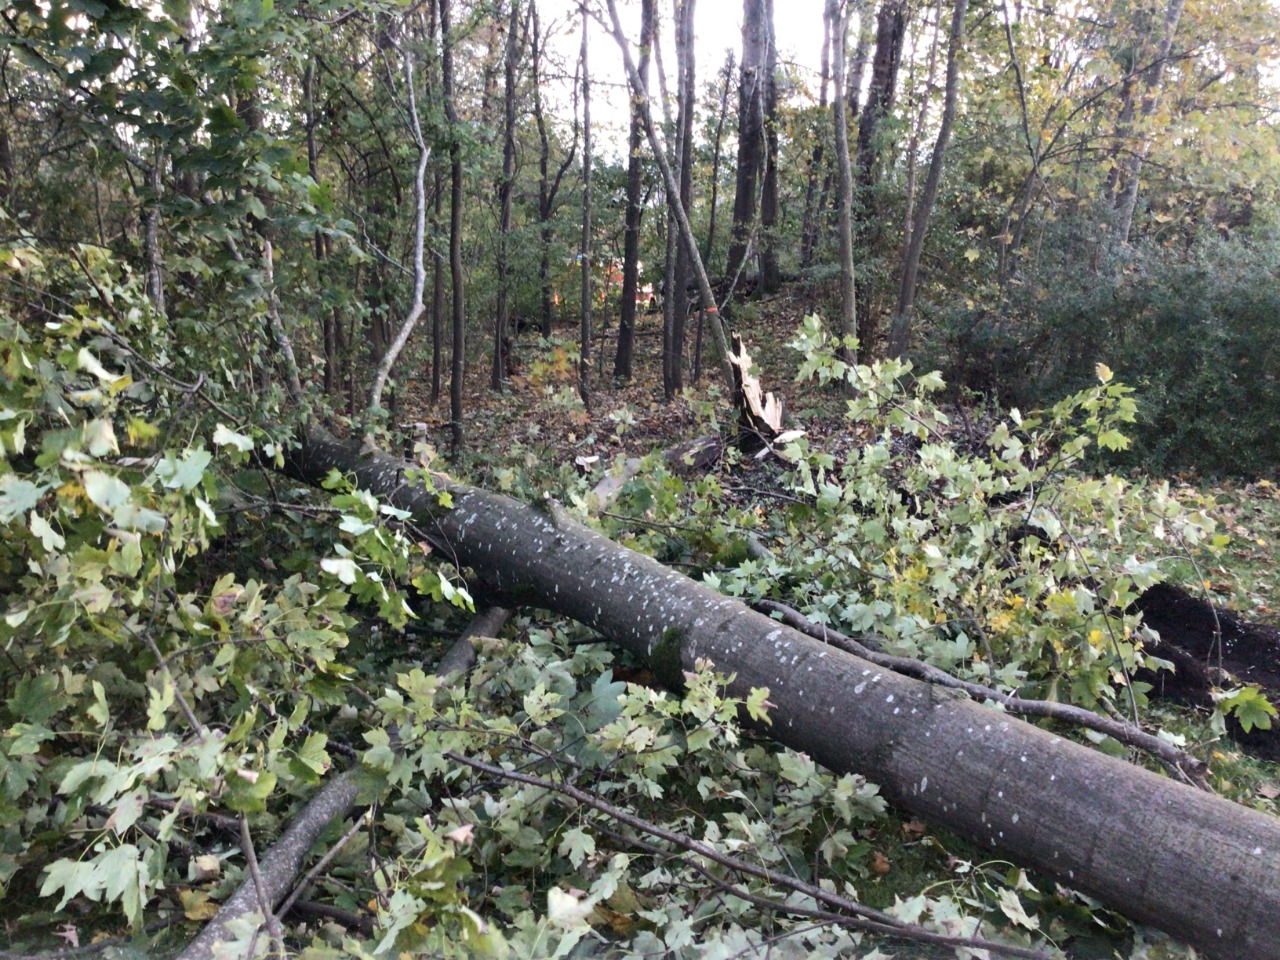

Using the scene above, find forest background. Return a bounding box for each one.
[3,0,1280,956]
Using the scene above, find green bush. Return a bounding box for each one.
[923,234,1280,476]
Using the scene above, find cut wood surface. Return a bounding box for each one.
[290,430,1280,960]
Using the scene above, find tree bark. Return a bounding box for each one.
[668,0,696,395]
[725,0,767,285]
[1112,0,1186,248]
[829,0,857,368]
[578,6,592,409]
[703,49,735,271]
[531,2,579,339]
[492,0,523,391]
[369,45,430,416]
[757,0,780,293]
[852,0,905,354]
[855,0,905,191]
[614,0,654,382]
[887,0,968,360]
[440,0,466,454]
[799,11,831,271]
[288,428,1280,960]
[602,0,733,389]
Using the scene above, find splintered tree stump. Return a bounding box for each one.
[727,333,783,450]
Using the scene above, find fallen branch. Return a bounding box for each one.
[175,771,360,960]
[445,751,1051,959]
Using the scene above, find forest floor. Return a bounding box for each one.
[397,292,1280,618]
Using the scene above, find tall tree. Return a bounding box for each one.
[853,0,905,354]
[614,0,654,381]
[799,10,832,270]
[757,0,781,293]
[578,5,592,408]
[603,0,734,388]
[696,47,736,381]
[667,0,696,395]
[530,2,579,339]
[829,0,857,368]
[1112,0,1187,248]
[369,28,432,417]
[439,0,466,454]
[702,48,735,269]
[492,0,525,390]
[724,0,767,285]
[887,0,969,359]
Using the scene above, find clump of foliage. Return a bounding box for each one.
[697,316,1241,735]
[927,234,1280,477]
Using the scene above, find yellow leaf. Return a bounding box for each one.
[180,890,219,921]
[963,248,980,262]
[1095,362,1113,384]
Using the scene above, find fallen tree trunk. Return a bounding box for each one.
[289,430,1280,960]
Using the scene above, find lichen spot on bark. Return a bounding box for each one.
[649,626,688,693]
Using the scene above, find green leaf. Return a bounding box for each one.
[41,857,105,911]
[162,448,212,491]
[0,476,41,521]
[83,470,130,512]
[8,722,55,755]
[224,767,277,813]
[1096,429,1130,451]
[212,423,254,452]
[558,828,595,868]
[83,419,118,457]
[8,673,61,724]
[29,511,65,551]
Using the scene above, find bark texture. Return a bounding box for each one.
[615,0,654,381]
[725,0,767,285]
[289,429,1280,960]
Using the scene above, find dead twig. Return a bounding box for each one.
[445,750,1052,960]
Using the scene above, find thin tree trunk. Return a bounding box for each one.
[758,0,781,293]
[578,7,592,409]
[695,51,734,384]
[725,0,767,284]
[853,0,906,355]
[1113,0,1186,247]
[901,0,944,254]
[799,13,831,270]
[887,0,969,359]
[492,0,523,391]
[615,0,654,381]
[855,0,906,190]
[702,49,735,269]
[304,63,340,398]
[431,171,444,404]
[531,2,579,339]
[440,0,466,454]
[829,0,857,368]
[369,47,431,416]
[602,0,733,389]
[668,0,696,395]
[145,149,165,315]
